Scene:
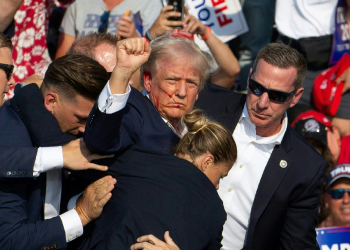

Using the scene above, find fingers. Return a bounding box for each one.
[84,162,108,171]
[164,231,178,248]
[89,153,114,161]
[137,235,164,246]
[131,242,163,250]
[118,38,147,55]
[92,176,116,200]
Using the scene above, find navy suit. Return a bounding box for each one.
[0,100,67,250]
[78,147,226,250]
[195,82,327,250]
[84,87,180,155]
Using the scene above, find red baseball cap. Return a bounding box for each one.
[313,53,350,116]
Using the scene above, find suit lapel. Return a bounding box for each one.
[246,128,294,243]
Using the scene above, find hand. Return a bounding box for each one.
[181,6,207,37]
[335,67,350,94]
[62,138,113,171]
[110,37,151,94]
[148,6,183,38]
[115,13,140,39]
[22,74,44,88]
[130,231,180,250]
[75,175,116,226]
[327,126,341,162]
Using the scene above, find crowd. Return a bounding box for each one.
[0,0,350,249]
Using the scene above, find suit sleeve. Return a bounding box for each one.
[0,147,37,178]
[10,84,76,147]
[84,96,143,155]
[278,161,327,250]
[0,182,67,250]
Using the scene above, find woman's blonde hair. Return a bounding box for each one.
[175,109,237,165]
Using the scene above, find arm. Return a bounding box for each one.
[279,161,327,249]
[0,0,23,32]
[181,8,239,89]
[84,38,151,154]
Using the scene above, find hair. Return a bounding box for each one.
[252,43,307,89]
[175,109,237,166]
[140,33,216,90]
[41,54,109,102]
[66,32,118,60]
[0,32,13,51]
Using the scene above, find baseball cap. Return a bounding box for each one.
[326,163,350,189]
[313,53,350,116]
[291,110,332,147]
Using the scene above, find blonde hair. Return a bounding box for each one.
[175,109,237,165]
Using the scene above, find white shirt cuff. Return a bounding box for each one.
[97,81,131,114]
[60,209,84,242]
[67,192,83,210]
[33,146,63,177]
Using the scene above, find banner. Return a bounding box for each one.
[330,0,350,65]
[186,0,248,50]
[317,227,350,250]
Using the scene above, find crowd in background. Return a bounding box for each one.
[0,0,350,249]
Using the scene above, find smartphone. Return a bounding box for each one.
[167,0,184,23]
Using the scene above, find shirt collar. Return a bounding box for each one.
[240,103,288,145]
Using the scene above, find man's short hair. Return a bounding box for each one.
[252,43,307,89]
[42,54,109,102]
[0,32,13,51]
[66,32,118,60]
[140,34,215,90]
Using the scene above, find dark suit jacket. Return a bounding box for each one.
[78,147,226,250]
[84,87,180,155]
[0,99,67,249]
[195,82,327,250]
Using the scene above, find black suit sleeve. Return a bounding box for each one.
[0,147,37,178]
[10,84,76,147]
[279,161,327,250]
[0,182,67,250]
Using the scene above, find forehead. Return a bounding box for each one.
[94,43,116,72]
[254,59,297,91]
[0,47,13,65]
[331,178,350,188]
[155,58,201,79]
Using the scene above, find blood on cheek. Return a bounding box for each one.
[160,88,183,108]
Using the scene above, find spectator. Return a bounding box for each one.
[195,43,327,249]
[66,32,142,90]
[79,109,237,249]
[0,32,15,107]
[55,0,162,58]
[321,164,350,227]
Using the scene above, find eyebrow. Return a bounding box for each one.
[75,114,88,121]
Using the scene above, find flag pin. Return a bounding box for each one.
[280,160,287,168]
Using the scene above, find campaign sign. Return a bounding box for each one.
[186,0,248,50]
[317,227,350,250]
[330,0,350,65]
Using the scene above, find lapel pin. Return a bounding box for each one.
[279,160,287,168]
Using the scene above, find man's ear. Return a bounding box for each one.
[143,70,152,93]
[289,87,304,108]
[200,154,214,173]
[44,92,58,113]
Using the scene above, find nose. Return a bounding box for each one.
[215,183,219,190]
[257,92,270,110]
[7,75,15,90]
[78,126,86,134]
[176,80,187,98]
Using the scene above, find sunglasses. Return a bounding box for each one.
[328,189,350,199]
[0,63,14,81]
[248,75,297,103]
[98,11,110,33]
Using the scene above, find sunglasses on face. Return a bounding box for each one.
[0,63,14,81]
[98,11,110,33]
[328,189,350,199]
[248,75,297,104]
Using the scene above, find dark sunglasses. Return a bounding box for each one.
[248,75,297,103]
[0,63,14,81]
[98,11,110,33]
[328,189,350,199]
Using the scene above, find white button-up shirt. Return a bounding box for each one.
[219,104,288,250]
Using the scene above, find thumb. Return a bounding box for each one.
[164,231,177,247]
[335,70,348,85]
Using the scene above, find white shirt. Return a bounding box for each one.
[219,104,288,250]
[275,0,338,39]
[32,143,83,242]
